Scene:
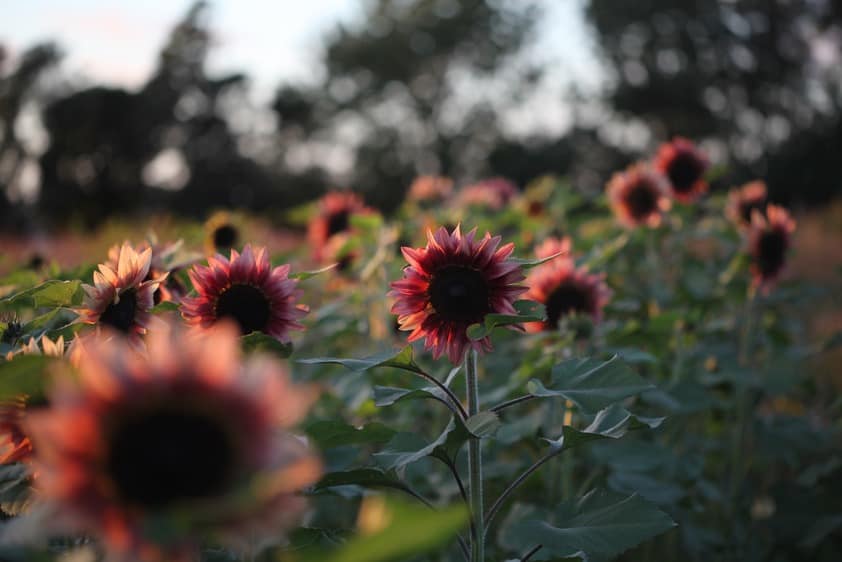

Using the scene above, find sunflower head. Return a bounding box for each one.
[456,177,519,211]
[525,238,611,332]
[407,175,454,204]
[308,191,374,263]
[748,204,796,291]
[25,321,321,560]
[181,244,308,343]
[653,137,710,203]
[204,211,241,256]
[606,163,672,228]
[77,243,163,342]
[727,180,768,227]
[390,225,526,363]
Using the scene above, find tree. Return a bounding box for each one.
[584,0,842,203]
[272,0,541,211]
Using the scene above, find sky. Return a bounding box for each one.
[1,0,602,104]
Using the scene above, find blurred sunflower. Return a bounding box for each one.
[606,163,672,228]
[181,244,308,342]
[747,204,796,291]
[653,137,710,203]
[0,335,65,465]
[204,211,241,256]
[726,180,768,228]
[390,225,526,363]
[77,243,164,342]
[524,242,611,332]
[456,177,519,211]
[407,175,454,204]
[308,191,374,263]
[25,321,321,561]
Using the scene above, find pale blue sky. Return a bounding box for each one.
[1,0,601,103]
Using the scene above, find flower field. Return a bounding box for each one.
[0,139,840,562]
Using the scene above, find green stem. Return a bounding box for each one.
[465,349,485,562]
[730,289,758,514]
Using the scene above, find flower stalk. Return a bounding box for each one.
[465,348,485,562]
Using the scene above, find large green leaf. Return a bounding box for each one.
[466,300,546,340]
[0,280,82,311]
[240,332,293,358]
[313,469,414,497]
[0,355,56,401]
[300,497,467,562]
[374,422,457,471]
[372,385,449,408]
[306,421,396,449]
[298,346,420,374]
[527,356,654,414]
[499,490,676,561]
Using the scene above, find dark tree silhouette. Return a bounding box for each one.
[584,0,842,203]
[272,0,541,211]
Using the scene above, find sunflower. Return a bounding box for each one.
[407,175,454,204]
[653,137,710,203]
[181,244,308,343]
[747,204,796,291]
[25,321,321,560]
[77,243,164,342]
[107,238,192,304]
[390,225,526,363]
[524,243,611,332]
[204,211,241,256]
[308,191,374,263]
[726,180,768,228]
[0,336,66,465]
[606,163,672,228]
[456,177,519,211]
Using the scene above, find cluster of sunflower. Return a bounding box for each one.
[0,135,815,562]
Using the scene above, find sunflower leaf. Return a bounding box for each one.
[299,497,467,562]
[526,356,654,414]
[240,332,293,358]
[465,411,501,438]
[373,385,449,408]
[290,263,339,281]
[549,404,665,450]
[510,251,568,269]
[467,301,546,341]
[298,346,421,374]
[498,490,675,561]
[0,280,82,311]
[150,301,179,313]
[313,468,410,494]
[0,355,55,402]
[306,421,396,449]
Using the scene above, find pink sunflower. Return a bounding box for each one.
[25,320,321,561]
[747,204,796,291]
[606,163,672,228]
[726,180,768,228]
[77,243,164,341]
[524,249,611,332]
[106,239,191,304]
[181,244,307,343]
[653,137,710,203]
[456,177,519,210]
[390,225,526,364]
[307,191,374,262]
[407,175,454,203]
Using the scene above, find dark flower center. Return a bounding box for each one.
[327,210,350,237]
[756,230,787,278]
[215,284,271,334]
[666,152,706,193]
[428,266,490,323]
[545,282,590,329]
[739,200,766,224]
[100,289,137,333]
[212,225,238,250]
[106,406,236,509]
[626,183,658,219]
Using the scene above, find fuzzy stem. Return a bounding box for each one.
[465,349,485,562]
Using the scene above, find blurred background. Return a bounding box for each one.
[1,0,840,230]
